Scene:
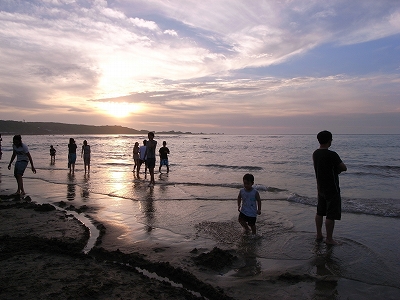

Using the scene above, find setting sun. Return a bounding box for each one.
[97,102,142,118]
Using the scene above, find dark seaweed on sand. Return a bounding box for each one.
[194,247,237,271]
[90,247,234,300]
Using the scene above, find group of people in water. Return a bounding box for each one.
[132,132,170,186]
[3,135,92,196]
[49,138,91,174]
[66,138,91,174]
[4,130,344,244]
[53,132,171,184]
[3,132,169,195]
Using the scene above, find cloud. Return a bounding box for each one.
[0,0,399,133]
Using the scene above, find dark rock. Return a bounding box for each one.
[34,203,56,212]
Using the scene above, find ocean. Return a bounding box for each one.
[1,133,399,299]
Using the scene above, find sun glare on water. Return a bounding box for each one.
[97,102,142,118]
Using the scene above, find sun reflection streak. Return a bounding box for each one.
[107,170,128,207]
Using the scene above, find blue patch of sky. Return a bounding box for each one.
[0,0,92,15]
[239,34,400,78]
[122,12,235,55]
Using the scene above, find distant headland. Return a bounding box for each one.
[0,120,195,135]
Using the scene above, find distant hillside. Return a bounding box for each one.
[0,120,192,135]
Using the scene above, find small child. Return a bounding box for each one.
[133,142,140,174]
[50,145,56,164]
[237,173,261,235]
[158,141,170,173]
[138,140,147,177]
[81,140,91,173]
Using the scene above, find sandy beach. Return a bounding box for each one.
[1,187,400,299]
[0,195,235,300]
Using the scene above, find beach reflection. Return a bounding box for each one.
[81,173,90,201]
[67,173,76,201]
[312,243,341,298]
[235,236,262,276]
[138,188,155,233]
[99,168,134,204]
[158,172,169,194]
[109,170,126,196]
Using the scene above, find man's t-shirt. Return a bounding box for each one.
[159,147,169,160]
[146,140,157,159]
[313,149,343,195]
[68,143,77,154]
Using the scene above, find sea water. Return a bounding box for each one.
[1,134,399,298]
[1,134,398,216]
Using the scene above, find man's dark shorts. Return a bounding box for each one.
[238,212,257,226]
[14,160,28,177]
[68,153,77,164]
[146,158,156,169]
[317,193,341,220]
[160,159,169,166]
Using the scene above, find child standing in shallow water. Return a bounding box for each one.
[81,140,91,173]
[132,142,140,175]
[138,140,147,177]
[68,138,77,173]
[50,145,56,164]
[158,141,170,173]
[237,173,261,235]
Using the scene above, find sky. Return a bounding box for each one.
[0,0,399,134]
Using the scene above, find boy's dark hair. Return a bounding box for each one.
[13,135,22,141]
[317,130,332,144]
[148,132,155,137]
[243,173,254,183]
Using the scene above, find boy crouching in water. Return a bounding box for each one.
[238,173,261,235]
